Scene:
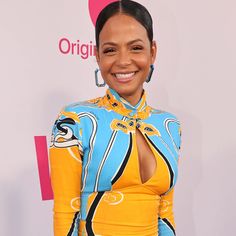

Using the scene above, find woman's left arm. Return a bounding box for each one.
[158,188,176,236]
[158,115,182,235]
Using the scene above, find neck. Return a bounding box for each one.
[104,87,150,119]
[118,87,144,107]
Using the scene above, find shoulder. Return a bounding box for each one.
[150,107,182,150]
[150,107,180,122]
[61,96,103,114]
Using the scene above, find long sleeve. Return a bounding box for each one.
[49,107,83,236]
[158,188,176,235]
[158,116,182,236]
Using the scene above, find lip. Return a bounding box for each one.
[112,71,138,83]
[112,71,137,74]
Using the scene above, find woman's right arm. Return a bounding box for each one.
[49,107,83,236]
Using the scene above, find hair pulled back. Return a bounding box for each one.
[95,0,153,48]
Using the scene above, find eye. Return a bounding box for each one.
[131,45,143,51]
[103,48,116,54]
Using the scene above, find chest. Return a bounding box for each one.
[80,114,178,195]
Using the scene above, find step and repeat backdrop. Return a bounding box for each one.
[1,0,235,235]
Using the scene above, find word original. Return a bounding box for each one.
[59,38,96,59]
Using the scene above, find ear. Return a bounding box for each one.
[150,40,157,64]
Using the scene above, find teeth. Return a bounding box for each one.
[115,72,135,79]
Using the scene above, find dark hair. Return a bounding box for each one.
[95,0,153,48]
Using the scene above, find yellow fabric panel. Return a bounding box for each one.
[159,188,176,229]
[49,145,82,235]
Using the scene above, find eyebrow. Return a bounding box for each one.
[101,39,144,47]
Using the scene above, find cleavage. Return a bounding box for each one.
[135,128,157,184]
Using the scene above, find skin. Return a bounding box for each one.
[95,14,157,181]
[95,13,157,106]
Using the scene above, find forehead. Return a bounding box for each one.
[99,14,149,45]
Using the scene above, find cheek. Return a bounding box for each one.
[136,57,152,72]
[99,58,114,73]
[134,52,152,67]
[98,60,114,83]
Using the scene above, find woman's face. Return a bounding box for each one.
[96,13,157,104]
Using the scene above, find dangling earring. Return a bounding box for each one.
[95,68,106,87]
[146,64,154,83]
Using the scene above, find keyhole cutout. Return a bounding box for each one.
[135,128,157,184]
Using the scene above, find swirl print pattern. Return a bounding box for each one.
[49,87,182,236]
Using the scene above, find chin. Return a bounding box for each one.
[115,85,141,97]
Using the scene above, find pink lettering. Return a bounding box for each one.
[71,42,77,55]
[59,38,70,54]
[58,37,96,59]
[34,136,53,201]
[81,44,89,59]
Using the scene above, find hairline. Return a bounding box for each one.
[96,12,153,51]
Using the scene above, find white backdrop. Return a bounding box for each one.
[1,0,236,235]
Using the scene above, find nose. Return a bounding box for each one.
[116,49,132,67]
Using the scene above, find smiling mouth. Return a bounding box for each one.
[112,71,137,81]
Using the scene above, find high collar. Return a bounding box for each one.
[102,87,151,120]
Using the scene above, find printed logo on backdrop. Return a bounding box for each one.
[59,0,116,59]
[35,0,117,201]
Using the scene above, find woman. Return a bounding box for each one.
[49,1,182,235]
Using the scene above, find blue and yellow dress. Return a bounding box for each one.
[49,87,182,236]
